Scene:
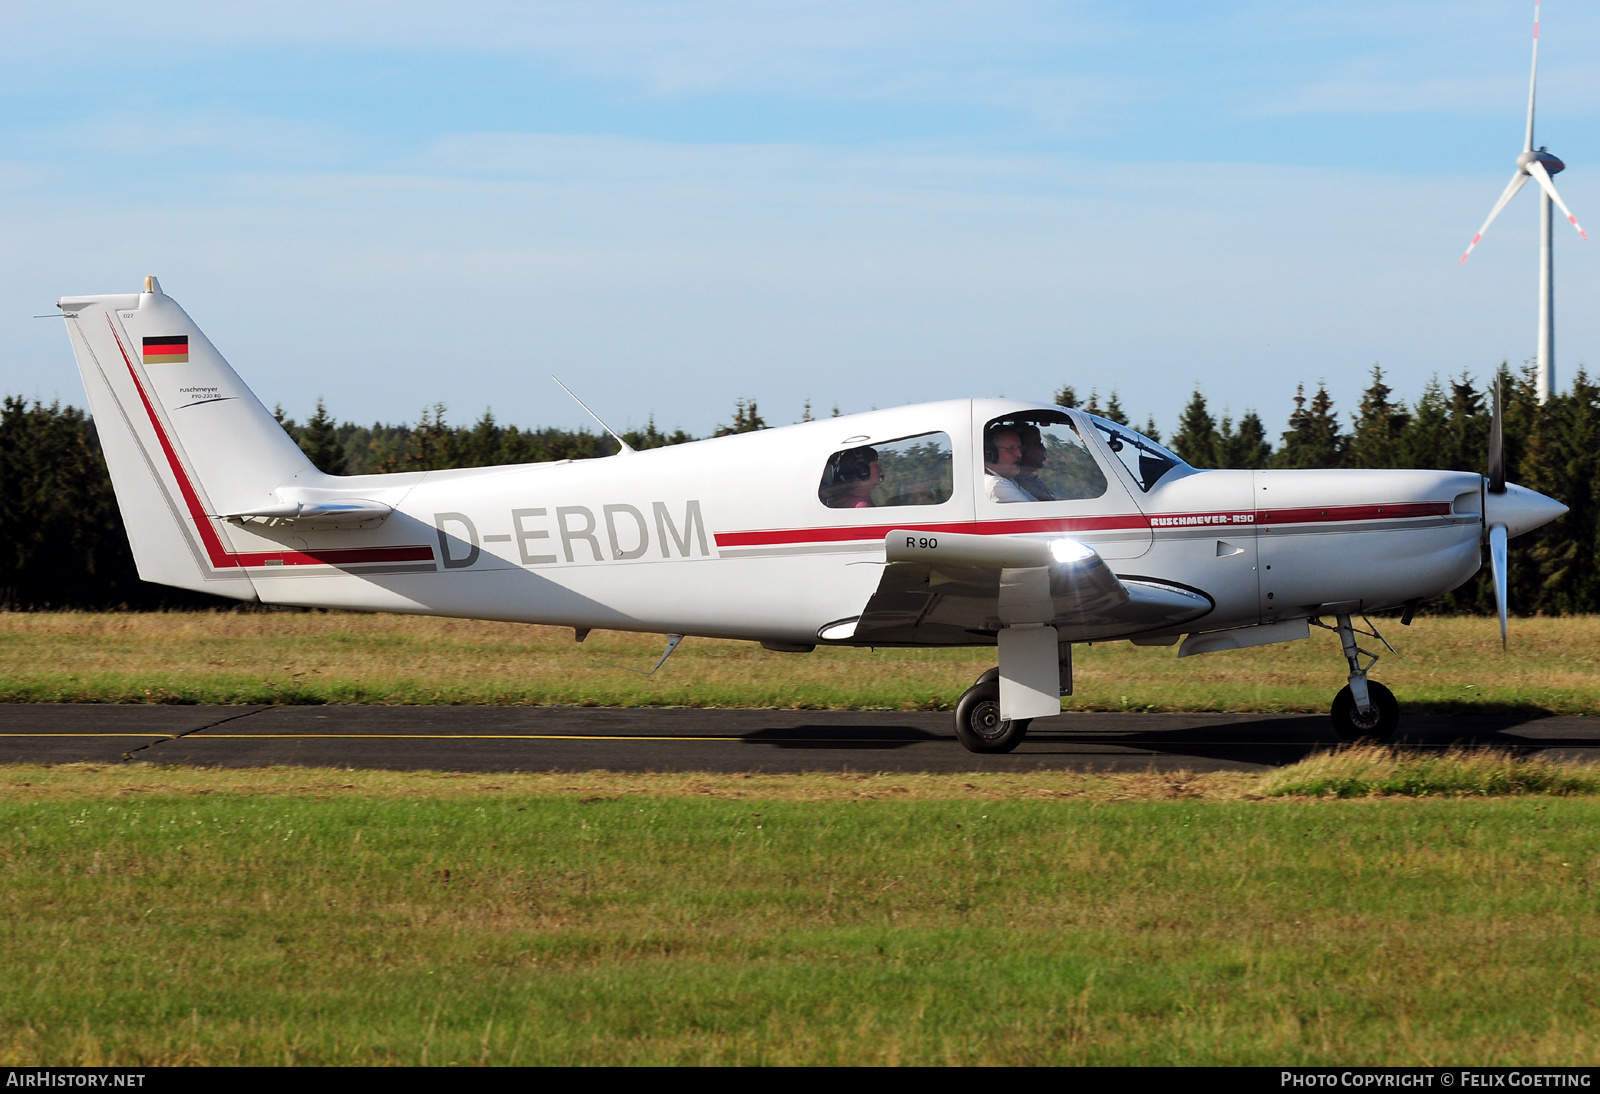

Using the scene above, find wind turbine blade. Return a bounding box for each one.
[1526,160,1588,239]
[1489,523,1509,649]
[1460,171,1532,263]
[1525,0,1541,152]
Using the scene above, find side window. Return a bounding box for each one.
[819,432,953,509]
[981,414,1108,503]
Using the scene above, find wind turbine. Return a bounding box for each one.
[1459,0,1587,404]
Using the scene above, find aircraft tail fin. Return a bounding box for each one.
[57,277,321,599]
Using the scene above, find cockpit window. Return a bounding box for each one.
[819,432,953,509]
[1087,415,1186,491]
[981,412,1108,504]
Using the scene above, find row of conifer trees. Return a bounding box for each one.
[1,369,1594,612]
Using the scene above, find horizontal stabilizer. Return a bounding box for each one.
[222,497,394,527]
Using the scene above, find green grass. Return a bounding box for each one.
[2,611,1599,713]
[2,759,1599,1065]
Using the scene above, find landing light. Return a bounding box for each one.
[1050,538,1095,564]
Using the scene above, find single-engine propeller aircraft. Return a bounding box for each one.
[58,278,1568,751]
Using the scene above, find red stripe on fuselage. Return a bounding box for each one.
[714,503,1453,549]
[713,514,1147,549]
[232,545,436,566]
[106,316,433,571]
[1257,502,1451,524]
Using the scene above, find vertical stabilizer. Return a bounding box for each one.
[57,278,320,599]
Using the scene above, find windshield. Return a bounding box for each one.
[1086,415,1187,492]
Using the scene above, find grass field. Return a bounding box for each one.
[2,611,1598,713]
[2,752,1598,1066]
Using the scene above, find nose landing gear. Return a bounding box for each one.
[1314,614,1400,742]
[953,668,1031,753]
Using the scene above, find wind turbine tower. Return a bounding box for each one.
[1459,0,1587,403]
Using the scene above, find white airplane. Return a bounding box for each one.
[57,278,1567,752]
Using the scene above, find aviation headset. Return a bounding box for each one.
[986,420,1050,463]
[984,425,1021,464]
[825,446,879,486]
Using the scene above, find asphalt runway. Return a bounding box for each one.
[0,704,1594,773]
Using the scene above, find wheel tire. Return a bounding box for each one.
[1331,680,1399,743]
[954,677,1030,754]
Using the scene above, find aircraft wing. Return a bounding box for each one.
[841,530,1211,645]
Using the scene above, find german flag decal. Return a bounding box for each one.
[142,335,189,364]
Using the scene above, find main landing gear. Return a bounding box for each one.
[953,667,1031,753]
[1313,613,1400,742]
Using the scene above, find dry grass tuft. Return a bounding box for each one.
[1259,744,1600,798]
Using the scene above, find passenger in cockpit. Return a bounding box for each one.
[1013,424,1055,501]
[983,427,1032,503]
[821,446,882,508]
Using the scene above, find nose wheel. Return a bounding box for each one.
[954,669,1030,753]
[1314,614,1401,743]
[1331,680,1399,742]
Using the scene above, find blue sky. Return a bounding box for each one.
[5,1,1599,440]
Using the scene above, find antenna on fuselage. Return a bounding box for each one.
[591,633,685,676]
[551,376,635,455]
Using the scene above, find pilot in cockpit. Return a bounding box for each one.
[983,426,1033,503]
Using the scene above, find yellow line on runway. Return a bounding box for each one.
[0,732,731,741]
[3,733,931,743]
[205,733,739,741]
[0,732,1260,742]
[8,733,1573,748]
[0,732,1202,747]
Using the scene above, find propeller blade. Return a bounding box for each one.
[1525,0,1541,153]
[1488,376,1506,494]
[1526,159,1588,239]
[1460,171,1531,263]
[1489,523,1509,649]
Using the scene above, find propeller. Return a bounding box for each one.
[1488,376,1505,495]
[1489,524,1509,649]
[1485,378,1508,648]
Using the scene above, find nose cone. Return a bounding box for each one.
[1485,481,1568,539]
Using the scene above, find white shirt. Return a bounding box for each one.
[984,470,1034,503]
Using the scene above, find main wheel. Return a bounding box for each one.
[1331,680,1399,743]
[954,677,1030,754]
